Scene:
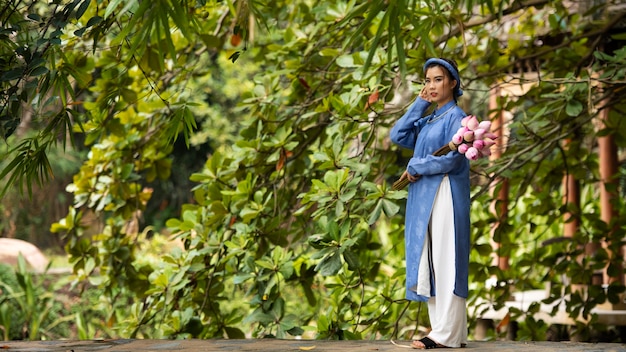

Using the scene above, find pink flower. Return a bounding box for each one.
[448,116,495,160]
[466,116,479,130]
[482,138,496,147]
[473,128,485,140]
[478,120,492,130]
[484,132,498,140]
[465,147,479,160]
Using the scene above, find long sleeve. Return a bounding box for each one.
[407,151,465,176]
[390,97,431,150]
[405,105,466,177]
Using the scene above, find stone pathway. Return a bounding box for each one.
[1,339,625,351]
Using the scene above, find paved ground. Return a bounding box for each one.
[1,339,625,352]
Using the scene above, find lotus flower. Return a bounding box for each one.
[466,115,480,130]
[457,143,469,154]
[393,114,498,190]
[484,132,498,140]
[478,120,492,130]
[473,128,485,140]
[465,147,480,160]
[453,115,498,159]
[482,138,496,148]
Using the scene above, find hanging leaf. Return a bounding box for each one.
[565,98,583,117]
[231,33,242,47]
[316,251,342,276]
[365,88,379,110]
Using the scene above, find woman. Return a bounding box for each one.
[390,58,470,349]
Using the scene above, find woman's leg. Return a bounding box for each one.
[416,176,467,348]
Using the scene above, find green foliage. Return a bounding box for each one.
[0,137,81,248]
[1,0,625,343]
[0,257,73,340]
[0,263,24,340]
[0,258,129,341]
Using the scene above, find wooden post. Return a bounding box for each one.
[489,86,509,271]
[561,139,595,302]
[597,105,624,287]
[561,145,580,239]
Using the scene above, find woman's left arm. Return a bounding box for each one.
[407,151,465,176]
[406,114,466,176]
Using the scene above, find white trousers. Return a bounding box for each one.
[416,176,467,347]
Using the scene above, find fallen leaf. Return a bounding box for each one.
[299,346,316,350]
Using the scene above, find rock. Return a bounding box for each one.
[0,238,49,273]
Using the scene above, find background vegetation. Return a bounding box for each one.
[1,0,625,342]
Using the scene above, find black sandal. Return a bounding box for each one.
[412,337,449,349]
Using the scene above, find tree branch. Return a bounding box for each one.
[470,11,626,82]
[434,0,552,46]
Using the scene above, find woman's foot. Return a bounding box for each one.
[411,336,448,349]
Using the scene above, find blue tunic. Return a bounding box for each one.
[390,97,471,302]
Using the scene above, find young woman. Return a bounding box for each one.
[390,58,471,349]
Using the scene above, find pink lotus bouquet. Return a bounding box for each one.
[445,115,497,160]
[392,115,497,190]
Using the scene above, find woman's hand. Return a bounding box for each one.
[402,170,420,183]
[419,85,431,103]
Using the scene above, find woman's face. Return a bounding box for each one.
[424,66,457,107]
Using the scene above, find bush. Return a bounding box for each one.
[0,263,26,339]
